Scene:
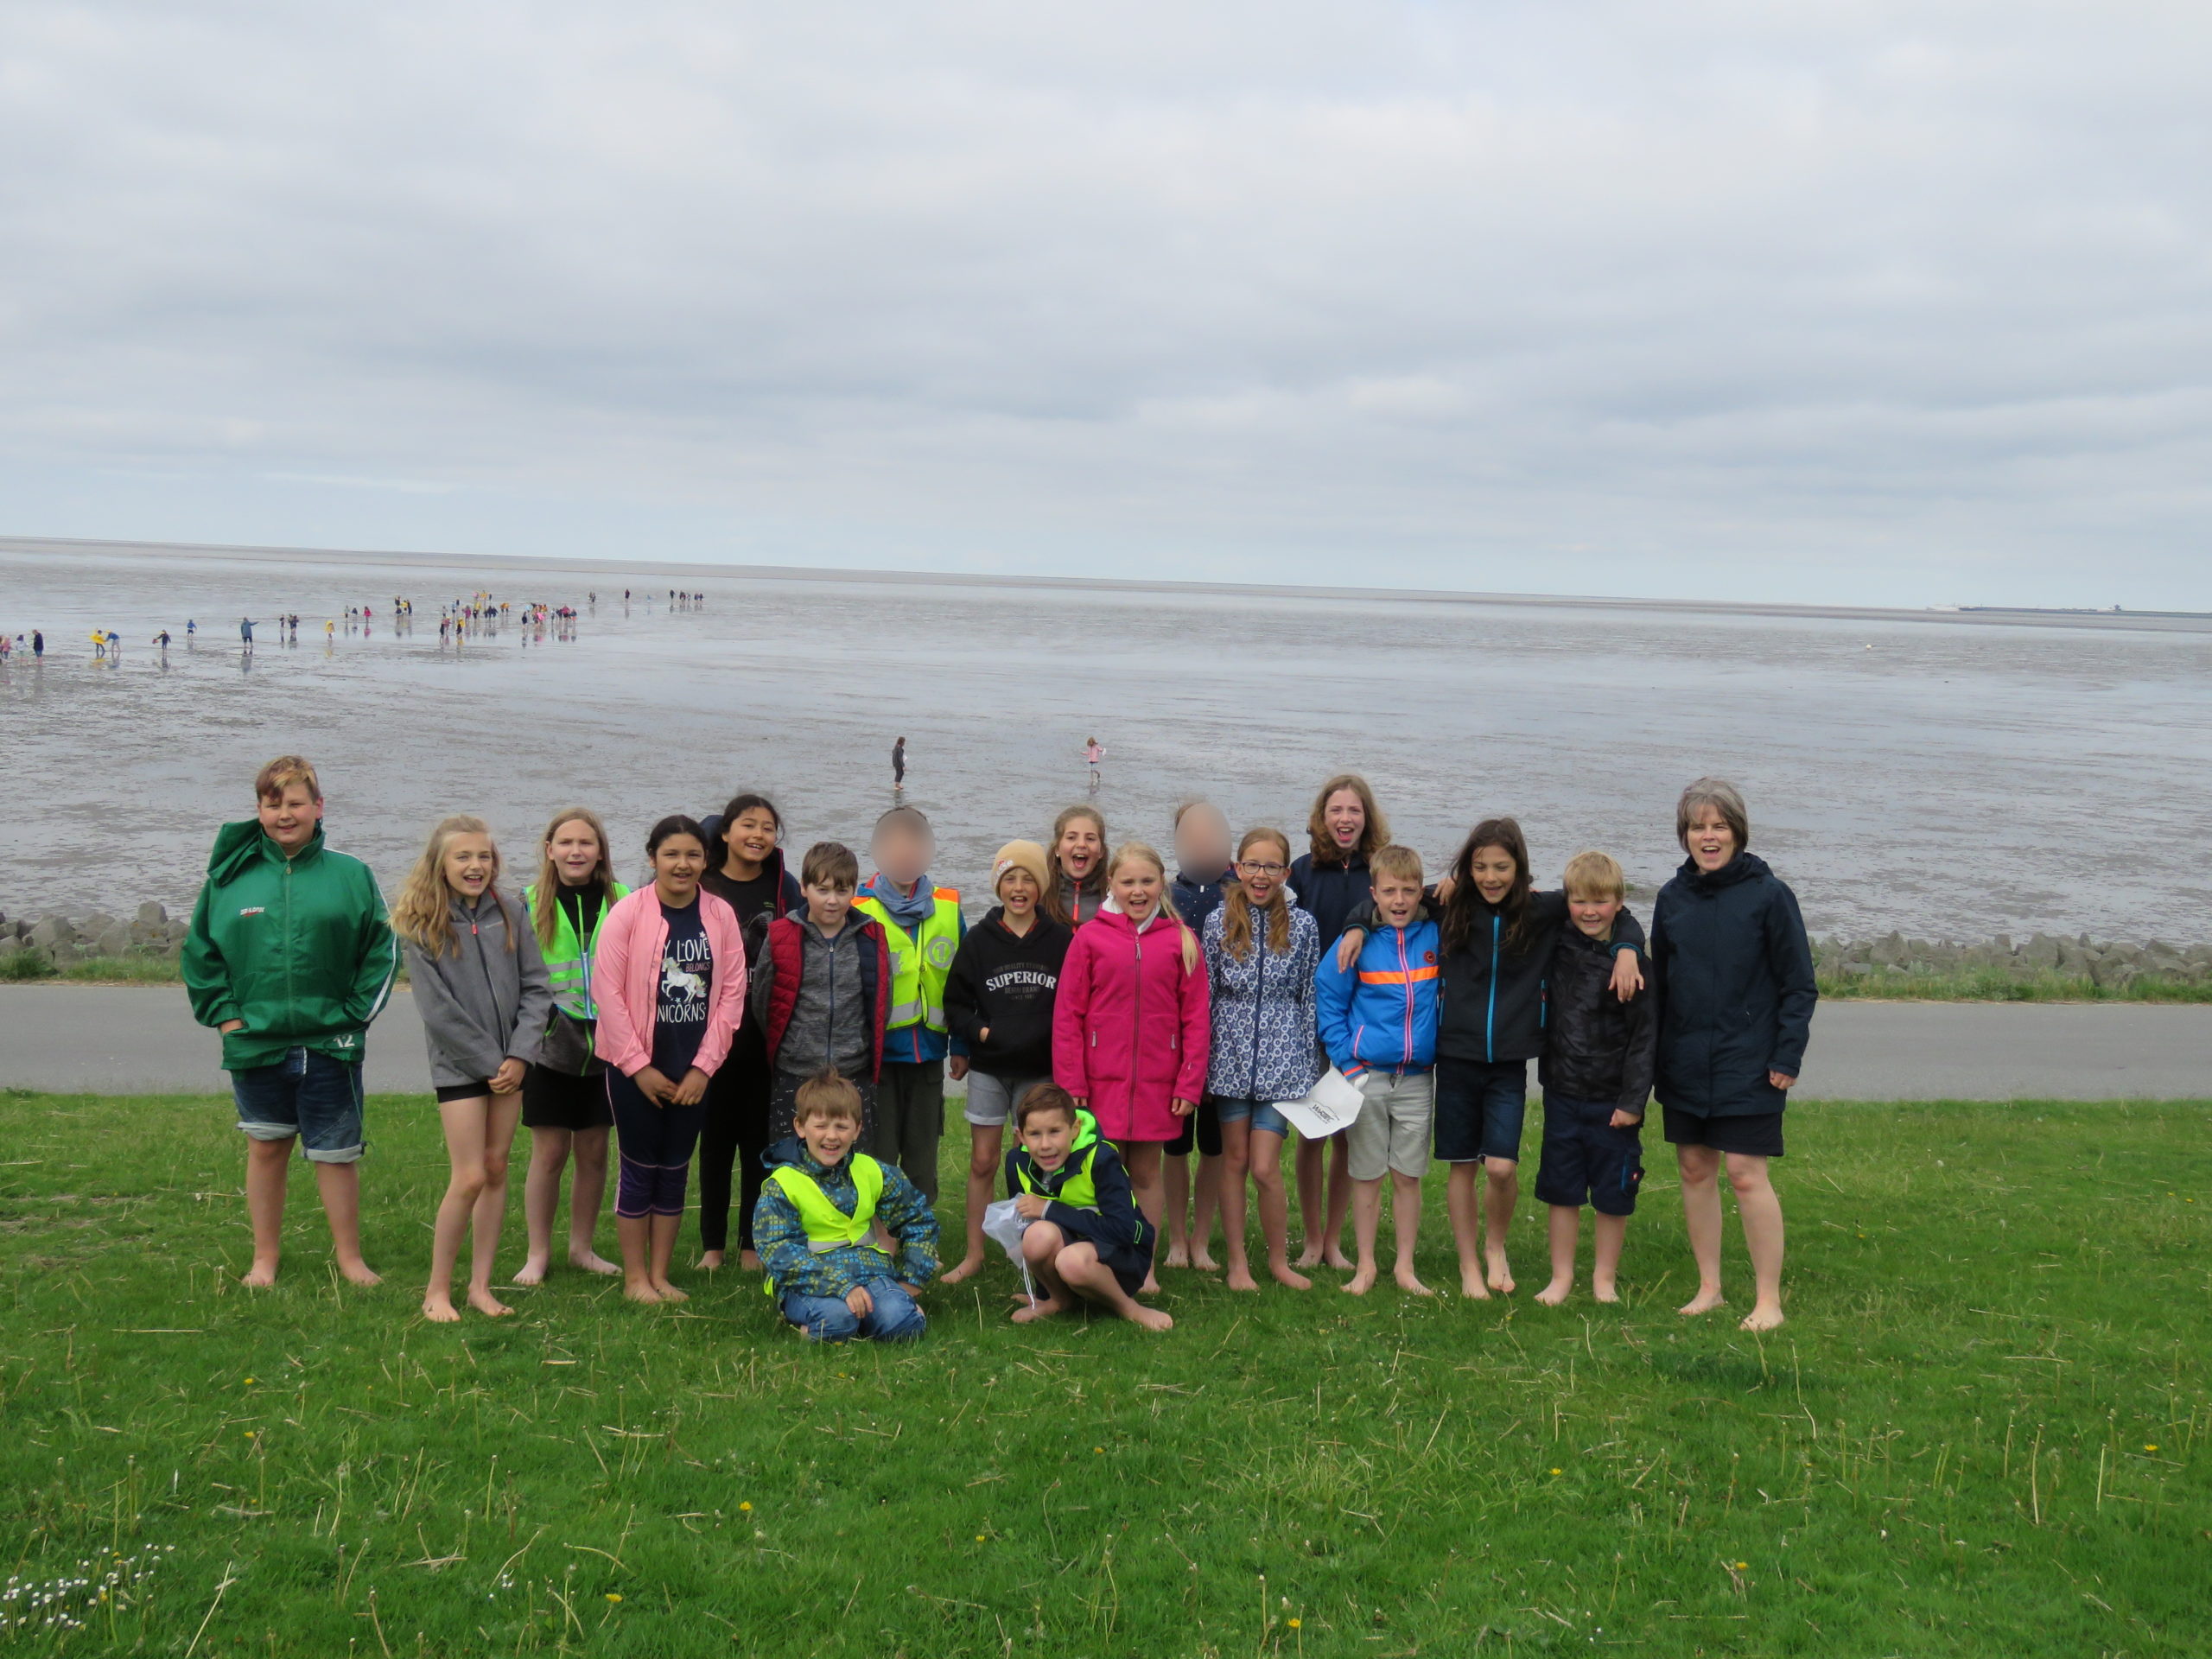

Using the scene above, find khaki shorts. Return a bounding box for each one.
[1344,1069,1434,1181]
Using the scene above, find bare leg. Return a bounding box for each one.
[465,1095,521,1316]
[425,1097,493,1321]
[1249,1129,1309,1288]
[242,1137,292,1286]
[1216,1117,1256,1292]
[515,1127,570,1284]
[1389,1170,1433,1295]
[1482,1158,1519,1294]
[648,1212,686,1301]
[1446,1161,1488,1299]
[313,1158,378,1286]
[1726,1154,1784,1331]
[1535,1205,1579,1306]
[1344,1174,1382,1295]
[1012,1221,1071,1321]
[1057,1242,1173,1331]
[1190,1152,1223,1270]
[566,1128,618,1273]
[1591,1211,1628,1303]
[1320,1135,1355,1268]
[617,1213,661,1301]
[941,1122,1002,1284]
[1121,1141,1165,1295]
[1676,1144,1726,1314]
[1162,1150,1192,1267]
[1293,1134,1326,1267]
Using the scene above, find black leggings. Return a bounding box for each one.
[696,1046,772,1252]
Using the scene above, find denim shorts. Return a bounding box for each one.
[1213,1097,1293,1139]
[1433,1058,1529,1164]
[231,1046,365,1163]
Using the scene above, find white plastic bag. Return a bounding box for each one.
[982,1198,1039,1305]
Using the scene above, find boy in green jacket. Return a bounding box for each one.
[182,756,398,1287]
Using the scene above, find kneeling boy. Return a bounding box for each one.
[1534,851,1655,1306]
[1007,1084,1171,1332]
[755,1070,940,1342]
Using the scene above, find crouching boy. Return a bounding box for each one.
[755,1070,940,1341]
[1007,1084,1172,1332]
[1534,851,1656,1306]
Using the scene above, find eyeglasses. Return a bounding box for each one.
[1236,860,1287,876]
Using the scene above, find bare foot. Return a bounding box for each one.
[467,1287,516,1318]
[1394,1268,1436,1297]
[940,1255,986,1286]
[1459,1268,1492,1301]
[1678,1287,1726,1316]
[1484,1254,1516,1296]
[739,1249,761,1272]
[512,1257,550,1286]
[1139,1275,1161,1297]
[1164,1244,1192,1269]
[623,1280,664,1304]
[1293,1245,1325,1269]
[338,1260,384,1287]
[696,1249,725,1270]
[423,1295,461,1323]
[1343,1267,1376,1296]
[1739,1303,1784,1332]
[1129,1306,1174,1332]
[1190,1252,1221,1272]
[570,1249,620,1276]
[1225,1265,1260,1293]
[1009,1297,1068,1324]
[1592,1278,1620,1305]
[241,1262,278,1288]
[1534,1279,1571,1307]
[1269,1261,1313,1291]
[1323,1247,1355,1271]
[651,1279,690,1304]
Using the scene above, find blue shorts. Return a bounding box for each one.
[231,1047,366,1163]
[1534,1095,1645,1216]
[1213,1097,1293,1139]
[1433,1058,1528,1164]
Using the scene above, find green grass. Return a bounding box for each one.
[1,1092,2206,1656]
[1816,968,2212,1003]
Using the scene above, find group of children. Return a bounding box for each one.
[191,760,1816,1346]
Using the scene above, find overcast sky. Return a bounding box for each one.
[3,3,2208,607]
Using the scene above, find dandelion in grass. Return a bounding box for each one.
[1735,1561,1749,1570]
[2145,1444,2159,1452]
[605,1592,621,1603]
[1289,1618,1302,1629]
[1549,1468,1562,1477]
[740,1501,753,1512]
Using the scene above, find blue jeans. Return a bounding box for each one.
[230,1047,365,1163]
[780,1279,927,1344]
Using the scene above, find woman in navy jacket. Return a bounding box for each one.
[1649,778,1816,1333]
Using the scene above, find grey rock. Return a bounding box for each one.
[95,924,134,958]
[27,917,74,949]
[136,900,168,926]
[0,936,17,960]
[2020,934,2062,969]
[1993,933,2013,956]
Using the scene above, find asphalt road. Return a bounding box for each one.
[0,986,2205,1101]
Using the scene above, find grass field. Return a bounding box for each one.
[1,1091,2205,1656]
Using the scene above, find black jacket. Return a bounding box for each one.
[944,907,1072,1078]
[1538,920,1657,1116]
[1289,850,1373,948]
[1171,868,1235,930]
[1436,890,1644,1066]
[1649,853,1817,1117]
[1003,1137,1155,1281]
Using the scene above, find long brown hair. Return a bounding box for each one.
[531,807,616,950]
[1305,773,1389,868]
[1439,817,1535,958]
[392,815,514,959]
[1046,804,1109,925]
[1218,826,1293,963]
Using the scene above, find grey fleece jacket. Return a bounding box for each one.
[402,892,553,1088]
[749,910,871,1078]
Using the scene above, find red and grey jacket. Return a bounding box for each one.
[749,911,890,1083]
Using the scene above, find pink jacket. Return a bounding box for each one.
[1052,906,1211,1142]
[592,887,747,1080]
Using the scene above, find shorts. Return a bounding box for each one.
[1534,1095,1645,1215]
[523,1065,613,1131]
[1343,1069,1434,1181]
[1662,1107,1785,1159]
[1433,1058,1529,1165]
[1166,1096,1224,1157]
[1213,1097,1291,1140]
[230,1046,365,1163]
[963,1070,1053,1128]
[434,1079,497,1104]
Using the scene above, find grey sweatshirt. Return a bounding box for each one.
[403,892,553,1088]
[750,911,871,1078]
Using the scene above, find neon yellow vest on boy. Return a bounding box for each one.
[852,887,961,1032]
[762,1154,887,1296]
[1015,1143,1100,1211]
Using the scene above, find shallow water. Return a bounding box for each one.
[4,544,2209,940]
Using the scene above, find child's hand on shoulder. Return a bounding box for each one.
[1610,952,1643,1001]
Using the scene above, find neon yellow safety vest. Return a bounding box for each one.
[852,887,961,1032]
[523,880,628,1021]
[762,1154,887,1295]
[1015,1143,1099,1211]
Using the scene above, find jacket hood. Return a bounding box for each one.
[1677,851,1772,894]
[207,818,324,884]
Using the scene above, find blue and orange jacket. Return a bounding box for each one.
[1313,914,1441,1079]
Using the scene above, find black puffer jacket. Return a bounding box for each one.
[1539,920,1656,1117]
[1436,890,1645,1066]
[1289,850,1373,949]
[1649,853,1817,1117]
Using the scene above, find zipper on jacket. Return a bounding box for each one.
[1485,914,1499,1063]
[1128,929,1144,1113]
[1396,927,1413,1064]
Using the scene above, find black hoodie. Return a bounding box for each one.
[1436,890,1645,1066]
[944,906,1073,1077]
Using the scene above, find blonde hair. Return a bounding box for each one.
[1562,849,1625,902]
[1107,841,1199,971]
[391,815,512,959]
[254,754,321,804]
[1219,826,1293,963]
[1306,774,1389,867]
[1370,842,1425,886]
[532,807,616,950]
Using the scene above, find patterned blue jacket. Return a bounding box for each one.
[1201,902,1322,1103]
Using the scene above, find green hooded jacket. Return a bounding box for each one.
[182,820,398,1071]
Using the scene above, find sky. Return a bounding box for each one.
[3,3,2209,607]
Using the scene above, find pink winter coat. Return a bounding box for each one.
[592,887,747,1080]
[1053,906,1211,1142]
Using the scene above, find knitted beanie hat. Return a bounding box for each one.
[991,840,1052,899]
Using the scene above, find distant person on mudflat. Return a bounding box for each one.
[1649,778,1816,1334]
[891,734,906,790]
[1084,737,1104,788]
[31,629,43,658]
[239,617,255,649]
[182,755,397,1288]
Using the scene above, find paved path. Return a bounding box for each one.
[0,986,2205,1100]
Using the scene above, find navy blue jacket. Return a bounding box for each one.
[1004,1137,1155,1283]
[1171,868,1235,930]
[1435,891,1644,1066]
[1649,853,1816,1117]
[1289,850,1373,949]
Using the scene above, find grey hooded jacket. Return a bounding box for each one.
[403,892,553,1088]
